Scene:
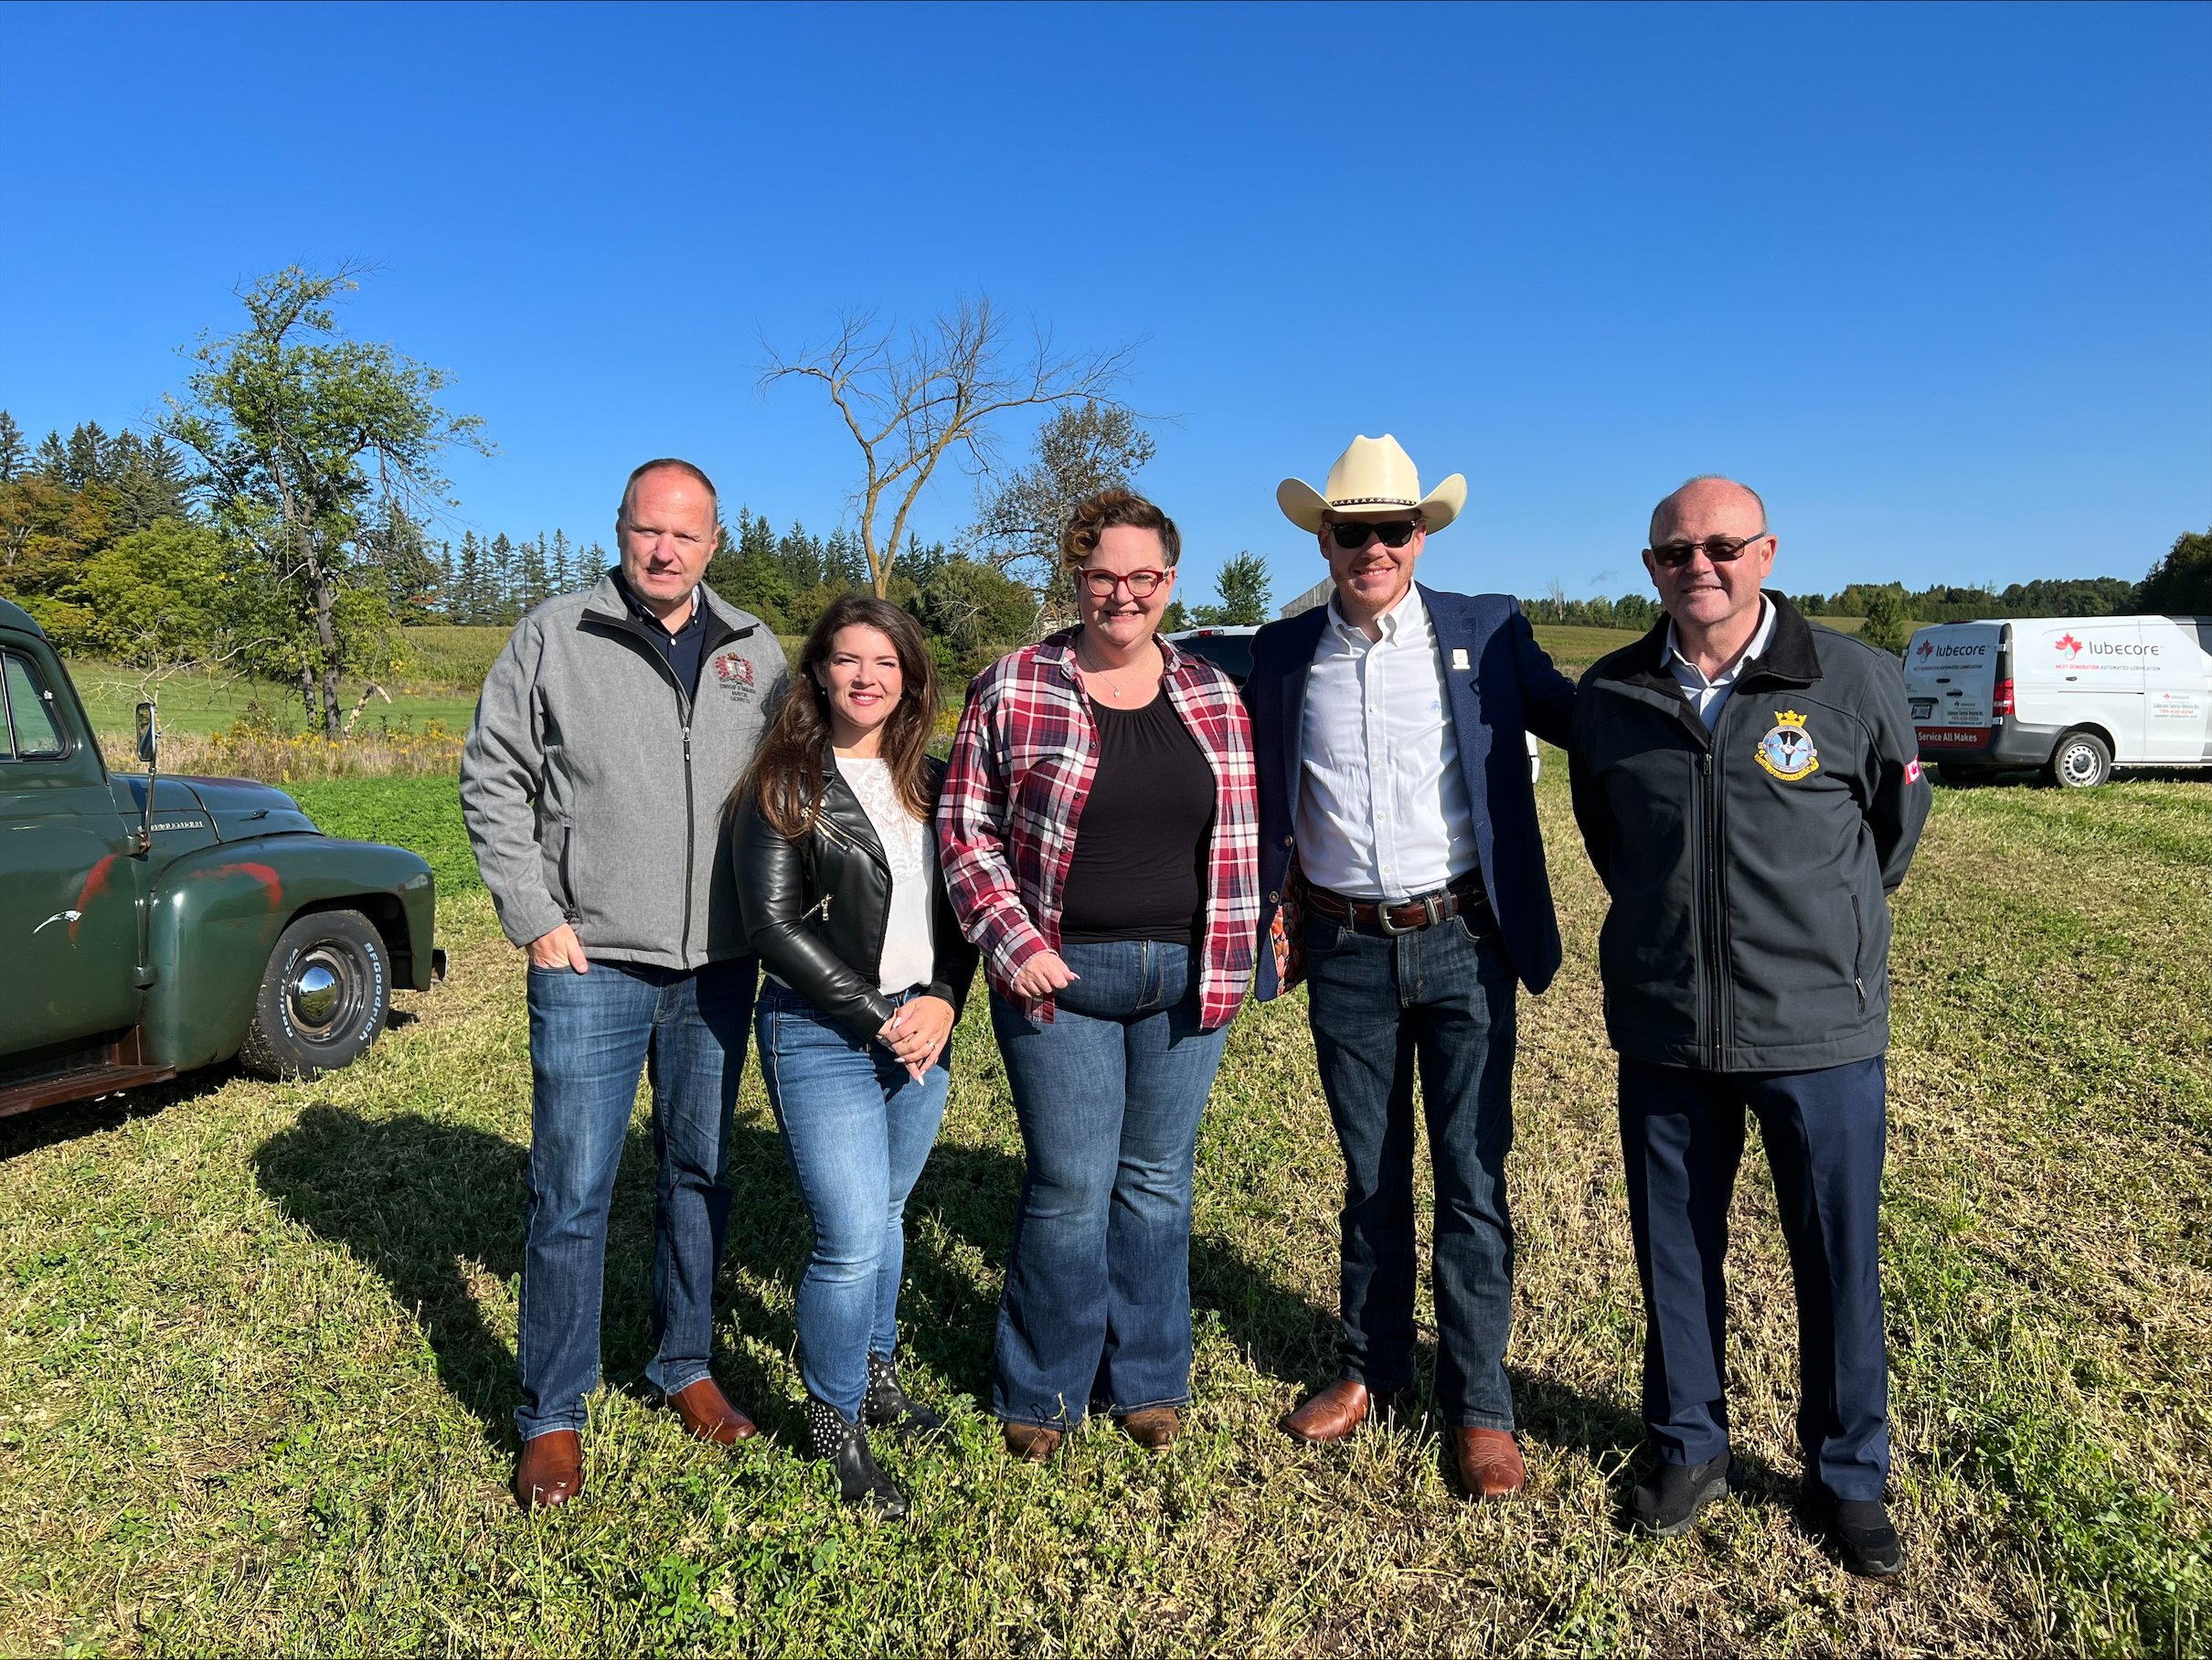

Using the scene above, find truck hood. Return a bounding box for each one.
[111,774,319,842]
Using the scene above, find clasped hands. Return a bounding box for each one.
[877,995,955,1080]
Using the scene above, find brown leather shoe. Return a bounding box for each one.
[665,1378,759,1444]
[515,1430,583,1510]
[1453,1428,1527,1498]
[1281,1379,1388,1444]
[1120,1406,1180,1452]
[1002,1420,1063,1462]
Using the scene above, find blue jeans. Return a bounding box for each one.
[989,940,1230,1427]
[1302,909,1520,1430]
[1619,1055,1890,1501]
[516,956,756,1442]
[755,980,950,1421]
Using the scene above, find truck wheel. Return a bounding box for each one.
[2047,730,2112,790]
[239,910,390,1080]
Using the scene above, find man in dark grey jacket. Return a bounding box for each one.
[1569,476,1929,1576]
[462,458,790,1509]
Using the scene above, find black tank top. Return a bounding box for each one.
[1058,695,1217,946]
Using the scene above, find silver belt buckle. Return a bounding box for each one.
[1378,892,1441,935]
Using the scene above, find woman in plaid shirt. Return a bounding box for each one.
[937,490,1260,1460]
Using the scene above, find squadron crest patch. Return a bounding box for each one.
[1754,709,1820,782]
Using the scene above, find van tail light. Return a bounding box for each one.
[1992,677,2015,718]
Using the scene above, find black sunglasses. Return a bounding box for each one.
[1327,519,1420,551]
[1646,534,1770,569]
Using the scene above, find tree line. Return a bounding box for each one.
[1524,557,2209,651]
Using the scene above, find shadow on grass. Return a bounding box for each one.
[252,1104,1631,1474]
[249,1101,1352,1451]
[0,1067,238,1163]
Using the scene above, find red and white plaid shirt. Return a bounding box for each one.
[935,630,1260,1029]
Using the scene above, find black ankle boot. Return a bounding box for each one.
[807,1396,907,1519]
[863,1352,946,1437]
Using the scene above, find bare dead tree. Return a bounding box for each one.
[761,298,1138,598]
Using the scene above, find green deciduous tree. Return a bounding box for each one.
[1192,550,1272,627]
[161,266,492,736]
[62,518,239,667]
[966,400,1155,620]
[1859,586,1914,653]
[2136,527,2212,612]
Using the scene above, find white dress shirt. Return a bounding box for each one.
[1665,598,1776,731]
[1296,586,1477,901]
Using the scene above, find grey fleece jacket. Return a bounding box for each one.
[460,573,790,970]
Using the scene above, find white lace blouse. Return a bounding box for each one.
[837,757,936,995]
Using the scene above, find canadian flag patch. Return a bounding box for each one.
[1904,758,1923,784]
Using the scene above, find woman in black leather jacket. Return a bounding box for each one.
[732,596,975,1518]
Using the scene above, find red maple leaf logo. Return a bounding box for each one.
[2055,633,2083,656]
[1916,639,1934,658]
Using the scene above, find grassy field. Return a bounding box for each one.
[70,661,481,740]
[2,767,2204,1657]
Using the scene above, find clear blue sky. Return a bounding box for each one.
[3,1,2206,606]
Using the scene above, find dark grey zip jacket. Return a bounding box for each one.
[1568,594,1929,1072]
[461,573,791,969]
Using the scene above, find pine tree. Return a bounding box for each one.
[549,529,574,594]
[436,541,457,617]
[0,410,23,482]
[455,531,485,624]
[32,430,68,480]
[63,421,110,490]
[489,532,517,623]
[519,533,550,612]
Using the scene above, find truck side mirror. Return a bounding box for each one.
[133,701,160,855]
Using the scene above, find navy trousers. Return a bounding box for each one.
[1618,1055,1889,1503]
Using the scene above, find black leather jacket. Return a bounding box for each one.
[733,750,976,1044]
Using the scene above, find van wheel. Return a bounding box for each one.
[239,910,391,1080]
[2047,730,2112,790]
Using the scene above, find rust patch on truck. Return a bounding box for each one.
[69,855,118,941]
[194,860,284,910]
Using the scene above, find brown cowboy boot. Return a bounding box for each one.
[1120,1407,1180,1452]
[1453,1428,1527,1499]
[1281,1379,1391,1444]
[515,1430,583,1511]
[1002,1420,1064,1462]
[665,1378,759,1444]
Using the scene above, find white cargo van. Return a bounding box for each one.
[1903,615,2212,786]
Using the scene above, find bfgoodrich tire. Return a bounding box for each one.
[2047,729,2113,790]
[239,909,391,1080]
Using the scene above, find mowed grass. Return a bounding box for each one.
[69,660,481,739]
[2,768,2207,1656]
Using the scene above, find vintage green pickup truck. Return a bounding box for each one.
[0,595,443,1119]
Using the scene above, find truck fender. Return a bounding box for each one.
[142,836,437,1070]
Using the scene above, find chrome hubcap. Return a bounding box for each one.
[288,952,349,1036]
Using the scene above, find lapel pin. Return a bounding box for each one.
[1451,647,1470,671]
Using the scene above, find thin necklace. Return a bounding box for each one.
[1076,635,1154,701]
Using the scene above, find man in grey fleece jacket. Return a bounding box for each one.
[462,458,790,1510]
[1569,476,1929,1577]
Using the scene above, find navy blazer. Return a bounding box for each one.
[1243,584,1577,998]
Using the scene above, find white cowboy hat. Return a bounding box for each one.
[1277,434,1466,534]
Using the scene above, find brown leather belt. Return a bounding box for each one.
[1301,875,1491,938]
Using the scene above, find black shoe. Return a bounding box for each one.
[1629,1451,1731,1538]
[863,1352,946,1438]
[806,1396,908,1519]
[1802,1489,1904,1579]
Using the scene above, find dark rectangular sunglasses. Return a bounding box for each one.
[1328,519,1420,550]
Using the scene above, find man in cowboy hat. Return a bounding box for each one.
[1243,434,1577,1498]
